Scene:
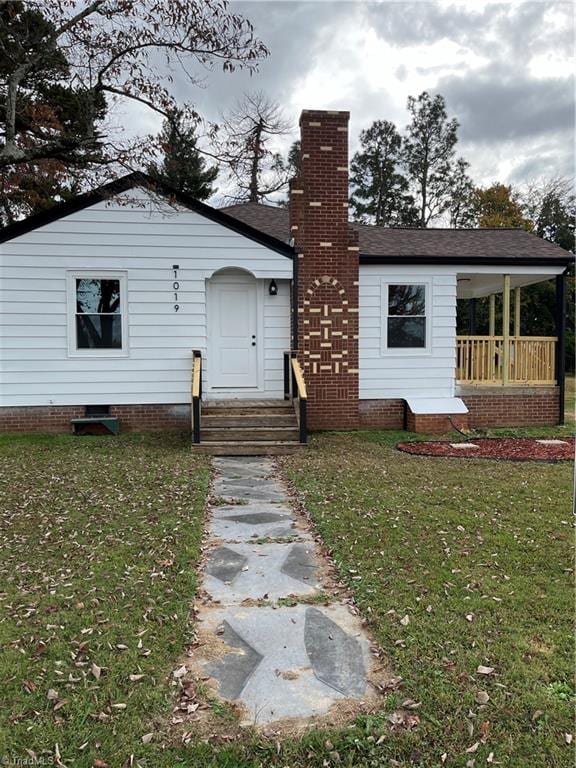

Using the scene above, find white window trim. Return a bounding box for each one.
[66,270,129,357]
[381,279,432,356]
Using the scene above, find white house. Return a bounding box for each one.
[0,110,571,451]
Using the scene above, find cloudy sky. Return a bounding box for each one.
[125,0,574,190]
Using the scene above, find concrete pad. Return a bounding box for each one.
[211,503,294,519]
[199,604,372,724]
[203,542,320,602]
[209,509,308,542]
[213,457,275,480]
[213,480,289,503]
[535,439,567,445]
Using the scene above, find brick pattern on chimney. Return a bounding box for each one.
[291,110,359,429]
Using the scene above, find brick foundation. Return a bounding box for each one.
[406,411,469,434]
[359,399,405,429]
[460,387,561,428]
[0,404,191,434]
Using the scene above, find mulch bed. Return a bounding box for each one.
[396,437,575,462]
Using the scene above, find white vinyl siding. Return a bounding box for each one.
[0,189,292,407]
[359,266,457,400]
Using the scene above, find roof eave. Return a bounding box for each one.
[359,254,573,267]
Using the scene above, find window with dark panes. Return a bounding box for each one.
[387,284,426,348]
[75,278,122,349]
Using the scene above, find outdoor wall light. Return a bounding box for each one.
[269,279,278,296]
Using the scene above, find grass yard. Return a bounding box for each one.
[0,428,573,767]
[283,429,574,768]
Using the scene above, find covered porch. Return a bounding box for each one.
[455,270,566,388]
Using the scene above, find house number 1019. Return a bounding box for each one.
[172,266,180,311]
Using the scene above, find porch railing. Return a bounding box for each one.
[456,335,557,385]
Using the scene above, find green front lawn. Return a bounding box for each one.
[0,430,573,767]
[283,430,574,767]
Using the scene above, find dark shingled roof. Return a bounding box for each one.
[221,201,573,265]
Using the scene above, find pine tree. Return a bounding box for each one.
[350,120,417,226]
[148,111,218,201]
[447,158,476,228]
[403,92,459,227]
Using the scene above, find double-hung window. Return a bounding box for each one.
[384,283,428,350]
[67,272,128,355]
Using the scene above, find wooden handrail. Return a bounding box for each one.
[191,351,202,443]
[290,357,307,443]
[192,355,202,399]
[291,358,307,400]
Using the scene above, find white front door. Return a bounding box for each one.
[209,272,259,389]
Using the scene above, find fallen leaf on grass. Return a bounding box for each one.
[465,742,480,753]
[400,615,410,626]
[565,733,573,745]
[173,665,187,679]
[129,674,145,682]
[476,691,490,704]
[91,663,102,680]
[387,709,420,730]
[477,665,494,675]
[141,733,154,745]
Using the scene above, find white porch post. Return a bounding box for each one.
[502,275,511,386]
[514,287,521,337]
[489,294,496,336]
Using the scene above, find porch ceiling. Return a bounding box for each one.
[457,272,559,299]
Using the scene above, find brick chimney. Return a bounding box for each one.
[290,110,359,429]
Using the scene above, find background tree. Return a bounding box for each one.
[447,158,476,228]
[473,183,532,229]
[0,0,267,178]
[217,91,292,202]
[147,110,218,201]
[286,140,301,177]
[521,177,575,252]
[350,120,416,226]
[0,2,105,222]
[402,91,459,227]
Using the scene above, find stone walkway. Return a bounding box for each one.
[188,456,384,728]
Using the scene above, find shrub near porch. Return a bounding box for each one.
[283,430,574,767]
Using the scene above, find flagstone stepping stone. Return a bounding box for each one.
[199,604,372,724]
[206,546,248,584]
[281,542,318,584]
[215,484,288,503]
[209,509,306,542]
[449,442,479,449]
[304,607,366,696]
[211,503,294,519]
[203,542,320,602]
[536,439,567,445]
[205,620,263,700]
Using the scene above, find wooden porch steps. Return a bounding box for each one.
[192,400,305,455]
